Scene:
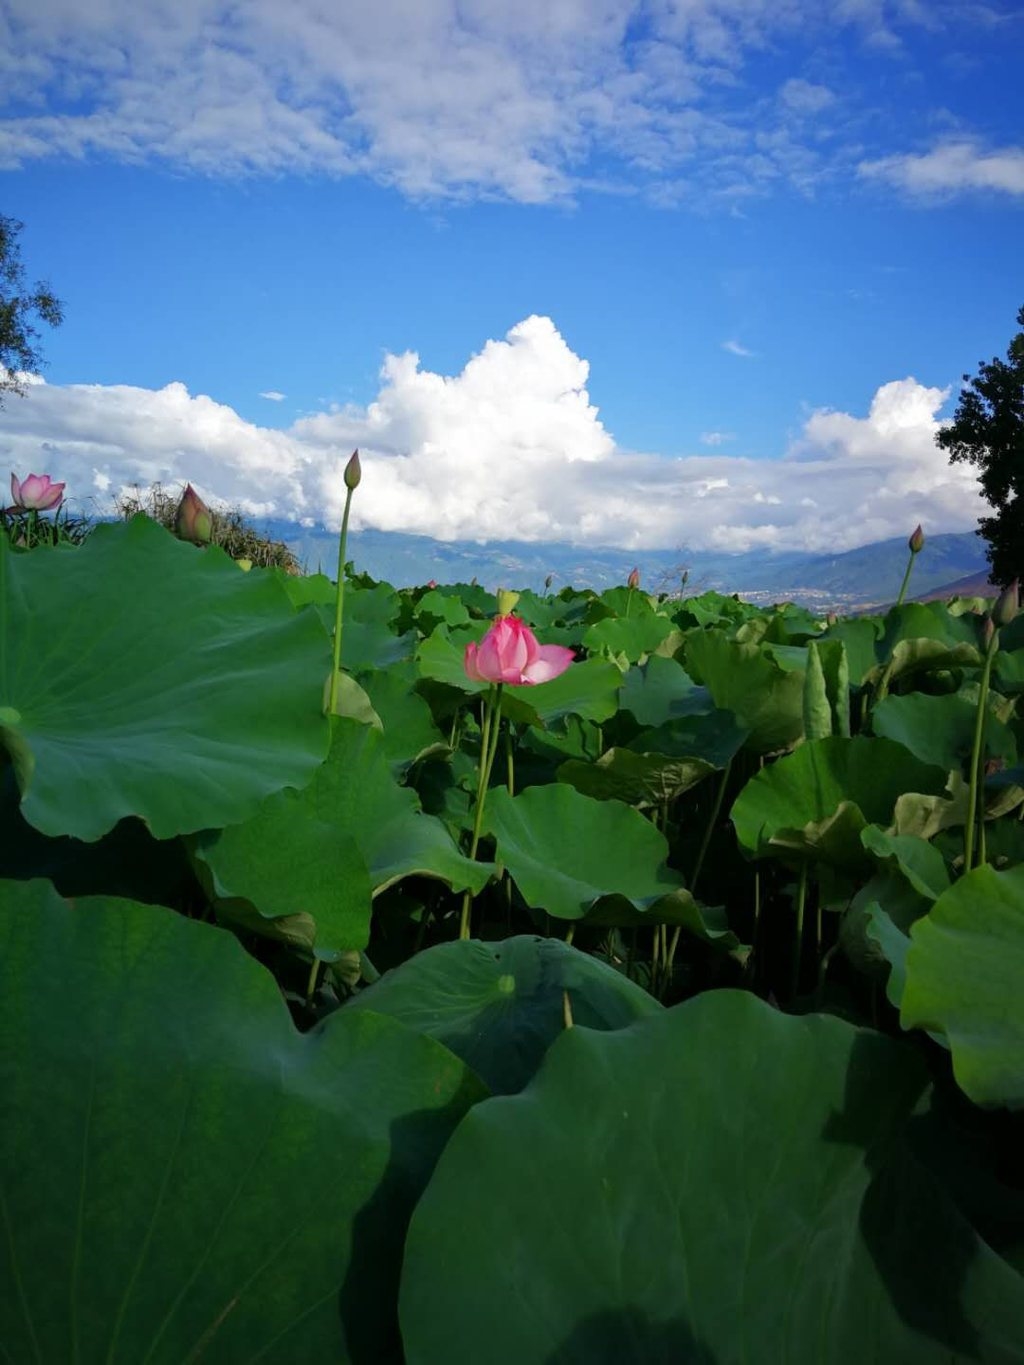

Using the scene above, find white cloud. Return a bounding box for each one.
[778,78,836,115]
[722,339,755,357]
[700,430,736,445]
[259,390,286,402]
[0,315,986,555]
[0,0,992,203]
[859,141,1024,196]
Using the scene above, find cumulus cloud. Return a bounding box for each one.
[0,315,985,555]
[859,141,1024,197]
[0,0,996,203]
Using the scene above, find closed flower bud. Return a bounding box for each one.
[982,616,996,651]
[344,449,362,490]
[992,578,1019,629]
[627,566,641,590]
[908,525,925,554]
[174,484,213,545]
[544,573,554,590]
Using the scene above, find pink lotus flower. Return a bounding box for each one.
[464,615,574,686]
[10,472,65,512]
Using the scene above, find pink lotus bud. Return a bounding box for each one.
[627,566,641,590]
[908,525,925,554]
[10,471,65,512]
[427,578,438,589]
[344,449,361,491]
[992,579,1019,629]
[174,484,213,544]
[464,615,574,686]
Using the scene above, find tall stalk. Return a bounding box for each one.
[459,684,504,940]
[328,451,361,716]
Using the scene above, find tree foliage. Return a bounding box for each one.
[0,215,64,406]
[936,305,1024,586]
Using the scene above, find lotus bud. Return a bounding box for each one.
[908,525,925,555]
[627,567,640,590]
[544,573,554,590]
[427,578,438,589]
[343,449,361,490]
[496,588,520,618]
[680,570,689,589]
[175,484,213,545]
[992,578,1019,629]
[10,471,65,512]
[982,616,996,651]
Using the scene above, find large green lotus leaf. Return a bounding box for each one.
[0,880,485,1365]
[731,736,949,867]
[499,657,622,730]
[400,990,1024,1365]
[618,655,703,727]
[873,692,1017,774]
[861,825,951,901]
[0,518,330,841]
[356,661,447,769]
[583,612,674,663]
[481,783,687,921]
[278,575,413,670]
[416,623,488,692]
[194,718,492,956]
[346,935,661,1094]
[414,587,471,631]
[821,616,883,687]
[902,864,1024,1109]
[559,705,744,806]
[683,628,805,753]
[558,748,717,807]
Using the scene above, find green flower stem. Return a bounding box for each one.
[459,684,504,940]
[664,758,732,983]
[895,547,919,608]
[790,863,809,1001]
[964,629,998,873]
[327,485,355,716]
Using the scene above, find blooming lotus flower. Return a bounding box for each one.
[174,484,213,544]
[10,472,64,512]
[464,615,574,686]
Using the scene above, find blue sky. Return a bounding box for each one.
[1,0,1022,555]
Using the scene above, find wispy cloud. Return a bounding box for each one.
[259,391,286,402]
[859,140,1024,197]
[700,431,736,445]
[0,0,1005,204]
[0,315,983,555]
[722,340,755,357]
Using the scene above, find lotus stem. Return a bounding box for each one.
[790,863,809,1001]
[664,758,733,983]
[894,550,916,608]
[328,485,355,715]
[964,627,998,873]
[459,684,503,940]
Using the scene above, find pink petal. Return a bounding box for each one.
[10,473,21,504]
[463,642,485,682]
[522,645,575,684]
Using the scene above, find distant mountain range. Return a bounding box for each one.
[264,520,992,612]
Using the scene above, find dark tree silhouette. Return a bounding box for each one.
[936,305,1024,586]
[0,214,64,407]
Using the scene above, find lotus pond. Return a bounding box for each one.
[1,514,1023,1362]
